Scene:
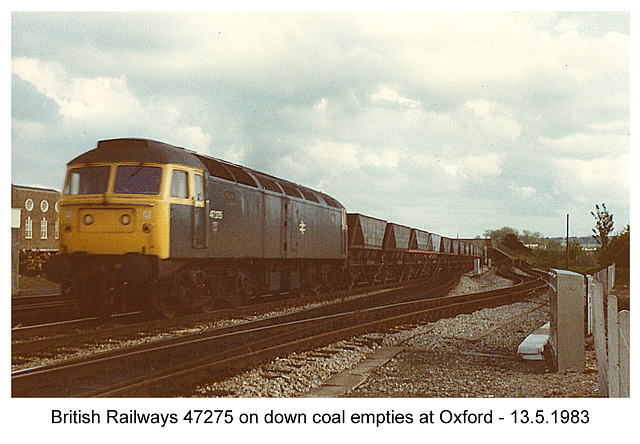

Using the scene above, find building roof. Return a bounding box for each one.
[12,184,60,194]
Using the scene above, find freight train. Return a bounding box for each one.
[44,138,481,316]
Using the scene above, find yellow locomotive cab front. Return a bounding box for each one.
[58,162,170,259]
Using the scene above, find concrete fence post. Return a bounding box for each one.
[618,310,630,397]
[550,269,585,372]
[607,292,620,397]
[473,258,480,275]
[590,278,608,397]
[608,264,615,293]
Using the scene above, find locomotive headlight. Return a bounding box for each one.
[83,214,94,225]
[120,214,131,225]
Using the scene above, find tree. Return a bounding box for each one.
[567,240,584,263]
[602,224,630,267]
[502,233,530,252]
[521,230,544,247]
[483,227,519,243]
[591,203,614,250]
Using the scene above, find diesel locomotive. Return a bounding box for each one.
[44,138,480,316]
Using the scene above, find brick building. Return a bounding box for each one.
[11,184,61,252]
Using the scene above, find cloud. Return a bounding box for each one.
[12,56,142,123]
[370,85,420,109]
[11,56,213,152]
[539,133,629,159]
[10,12,629,237]
[462,100,522,140]
[308,140,400,170]
[552,153,630,205]
[440,153,503,181]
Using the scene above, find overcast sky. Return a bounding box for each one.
[10,11,630,238]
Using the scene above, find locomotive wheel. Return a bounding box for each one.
[160,305,178,318]
[301,266,322,297]
[61,281,92,316]
[345,269,357,290]
[227,269,254,307]
[159,271,197,318]
[160,269,211,318]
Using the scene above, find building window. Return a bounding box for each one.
[25,199,34,211]
[25,217,33,239]
[41,218,48,240]
[55,220,59,240]
[41,200,49,212]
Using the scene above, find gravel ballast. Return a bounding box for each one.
[194,269,600,398]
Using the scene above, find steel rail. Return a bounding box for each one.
[11,278,456,397]
[12,272,547,397]
[11,273,457,354]
[89,277,547,397]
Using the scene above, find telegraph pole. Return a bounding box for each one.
[566,214,569,269]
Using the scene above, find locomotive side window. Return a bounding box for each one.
[298,187,320,203]
[195,155,236,182]
[170,169,189,199]
[254,174,283,193]
[278,181,304,199]
[318,192,341,208]
[225,163,258,188]
[114,165,163,195]
[64,166,111,195]
[194,173,204,202]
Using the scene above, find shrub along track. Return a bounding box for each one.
[11,266,546,398]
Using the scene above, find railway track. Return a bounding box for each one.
[11,272,458,354]
[11,293,73,327]
[12,268,548,398]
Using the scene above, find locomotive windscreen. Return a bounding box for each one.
[113,165,163,195]
[64,166,110,195]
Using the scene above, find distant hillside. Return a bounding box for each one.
[549,236,598,247]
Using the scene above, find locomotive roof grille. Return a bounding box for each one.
[71,138,344,209]
[70,139,206,170]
